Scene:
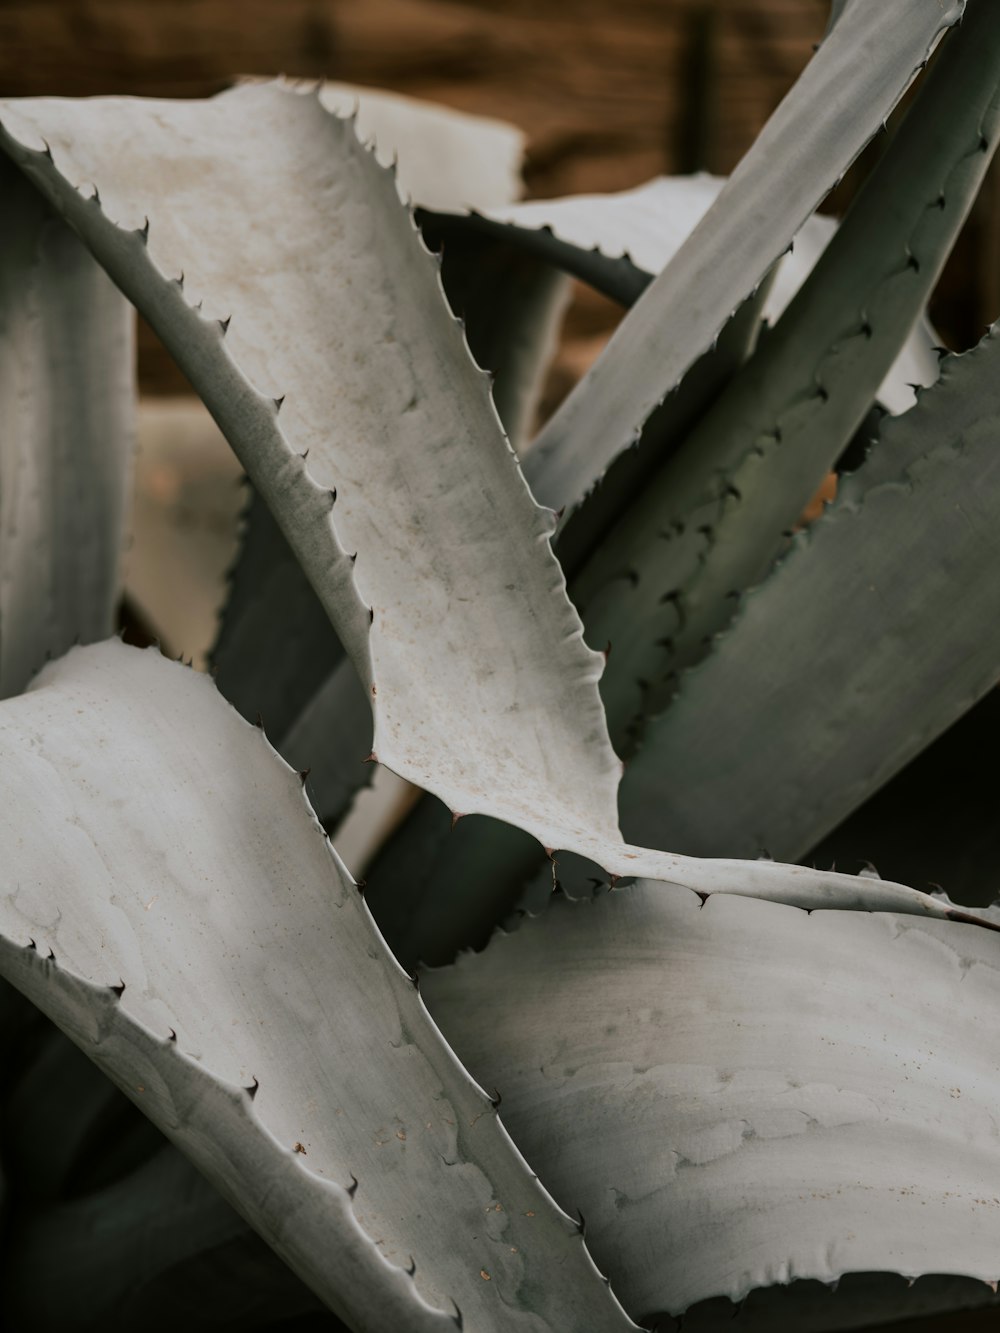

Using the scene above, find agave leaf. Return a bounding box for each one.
[424,880,1000,1325]
[363,4,974,933]
[617,327,1000,866]
[524,0,965,516]
[0,81,623,854]
[211,82,536,751]
[572,0,1000,748]
[0,639,634,1333]
[213,252,567,828]
[0,155,133,698]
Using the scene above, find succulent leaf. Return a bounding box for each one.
[0,155,133,698]
[0,81,623,855]
[619,325,1000,865]
[572,0,1000,747]
[424,880,1000,1323]
[0,640,635,1332]
[524,0,965,516]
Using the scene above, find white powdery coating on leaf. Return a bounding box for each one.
[0,641,634,1333]
[425,880,1000,1316]
[0,83,623,852]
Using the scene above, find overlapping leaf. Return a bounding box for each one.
[0,641,634,1333]
[525,0,964,516]
[0,81,623,855]
[619,327,1000,865]
[425,881,1000,1326]
[0,156,133,697]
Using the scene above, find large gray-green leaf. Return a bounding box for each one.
[424,175,937,418]
[424,881,1000,1324]
[0,82,623,855]
[525,0,965,515]
[212,80,533,742]
[0,155,133,698]
[128,397,244,667]
[619,327,1000,865]
[0,640,633,1333]
[572,0,1000,747]
[213,488,344,744]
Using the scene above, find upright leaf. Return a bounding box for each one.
[572,0,1000,746]
[0,83,622,853]
[619,329,1000,865]
[0,156,133,697]
[526,0,965,515]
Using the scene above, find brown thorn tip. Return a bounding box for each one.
[273,395,284,411]
[451,810,465,831]
[405,1257,416,1276]
[603,640,612,660]
[111,979,126,996]
[167,1028,177,1042]
[299,768,311,785]
[347,1174,359,1198]
[490,1087,502,1109]
[219,315,232,334]
[363,751,378,765]
[255,712,265,730]
[246,1076,260,1100]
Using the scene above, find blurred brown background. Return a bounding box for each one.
[3,0,997,396]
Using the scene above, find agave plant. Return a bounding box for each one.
[2,1,1000,1329]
